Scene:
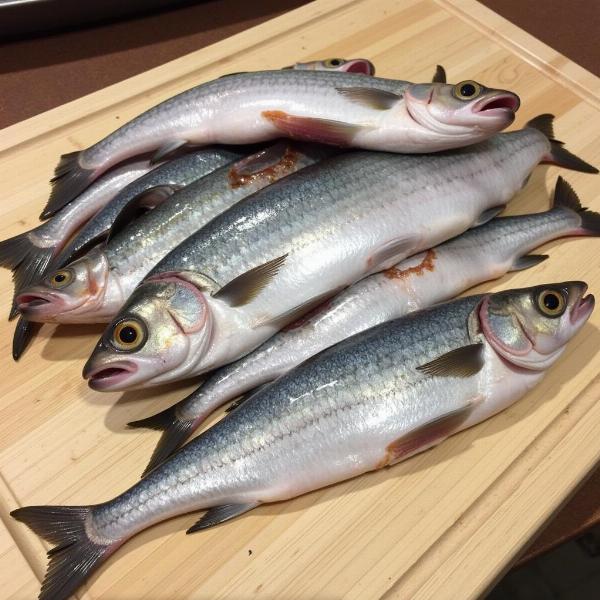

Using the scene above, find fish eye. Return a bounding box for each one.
[111,318,147,352]
[536,289,567,318]
[49,269,73,288]
[324,58,344,68]
[453,80,481,100]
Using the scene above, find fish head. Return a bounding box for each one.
[479,281,594,370]
[15,250,116,323]
[404,80,520,137]
[286,58,375,75]
[83,277,212,391]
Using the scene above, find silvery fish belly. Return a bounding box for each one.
[18,142,326,324]
[11,282,594,600]
[129,176,600,475]
[82,117,596,391]
[48,70,521,212]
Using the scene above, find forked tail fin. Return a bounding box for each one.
[43,151,98,219]
[0,230,55,319]
[552,175,600,235]
[526,113,598,174]
[11,505,115,600]
[128,406,195,478]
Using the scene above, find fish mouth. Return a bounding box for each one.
[473,93,520,116]
[344,59,376,75]
[570,289,595,324]
[84,361,138,391]
[16,291,63,319]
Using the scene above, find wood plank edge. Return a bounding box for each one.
[435,0,600,108]
[0,0,356,154]
[381,374,600,599]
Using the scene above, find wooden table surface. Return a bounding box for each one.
[1,1,599,598]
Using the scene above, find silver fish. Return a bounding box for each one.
[17,143,330,324]
[0,159,155,319]
[81,115,597,391]
[130,176,600,474]
[9,147,243,360]
[47,70,520,213]
[11,281,595,600]
[287,57,376,75]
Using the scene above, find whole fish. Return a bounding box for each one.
[81,114,597,391]
[288,57,376,75]
[12,281,595,600]
[0,159,155,319]
[9,147,243,360]
[17,143,330,324]
[47,69,520,213]
[131,176,600,474]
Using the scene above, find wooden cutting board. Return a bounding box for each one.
[1,0,599,598]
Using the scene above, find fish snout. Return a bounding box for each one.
[472,91,520,127]
[16,290,67,321]
[569,282,595,325]
[82,354,139,392]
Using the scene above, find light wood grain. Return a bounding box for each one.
[1,0,599,599]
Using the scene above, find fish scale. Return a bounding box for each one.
[93,296,480,542]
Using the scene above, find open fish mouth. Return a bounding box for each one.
[571,292,595,324]
[16,291,63,317]
[474,93,520,116]
[84,361,138,391]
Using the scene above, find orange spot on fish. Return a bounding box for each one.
[384,249,436,280]
[228,146,299,189]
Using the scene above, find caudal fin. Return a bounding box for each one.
[526,114,598,174]
[128,406,195,478]
[0,230,55,319]
[552,176,600,235]
[11,505,113,600]
[42,152,97,219]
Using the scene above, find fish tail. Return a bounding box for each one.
[526,113,598,174]
[552,176,600,235]
[43,151,97,218]
[12,317,41,360]
[11,505,115,600]
[0,230,55,319]
[128,405,195,477]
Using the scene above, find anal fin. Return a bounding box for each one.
[473,205,505,228]
[187,502,259,533]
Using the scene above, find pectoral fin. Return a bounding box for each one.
[187,503,259,533]
[262,111,365,146]
[417,343,484,378]
[509,254,549,272]
[431,65,447,83]
[151,140,189,164]
[214,254,288,307]
[336,87,401,110]
[107,185,179,242]
[380,399,479,467]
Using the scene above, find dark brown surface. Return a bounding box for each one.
[0,0,598,567]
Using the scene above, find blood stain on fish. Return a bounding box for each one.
[228,148,299,189]
[384,249,436,280]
